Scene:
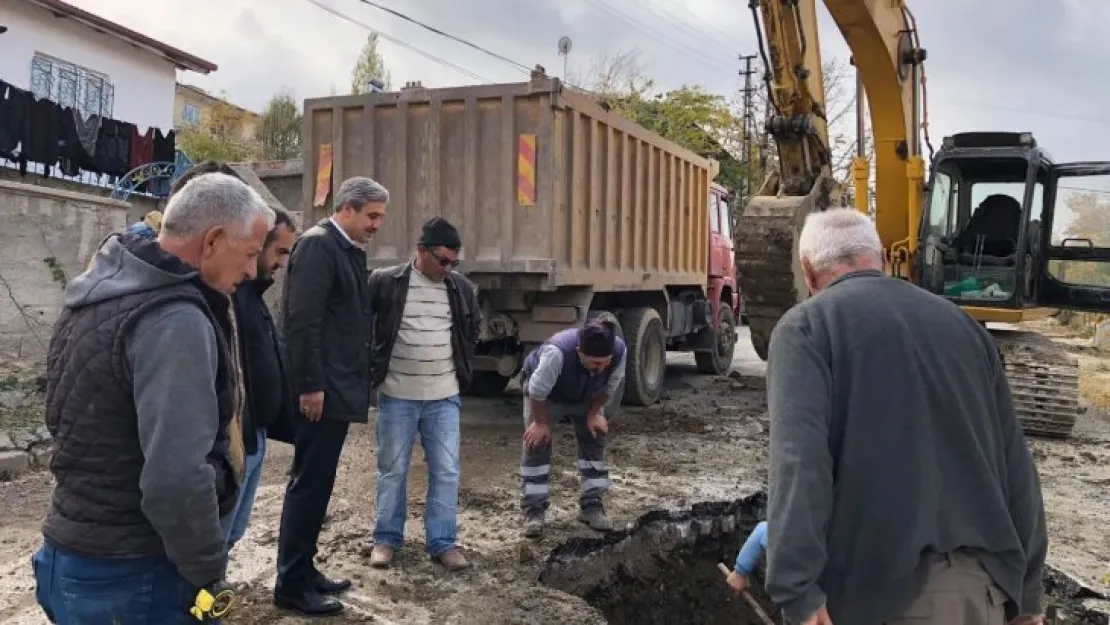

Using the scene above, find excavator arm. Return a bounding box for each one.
[738,1,1085,439]
[737,0,926,358]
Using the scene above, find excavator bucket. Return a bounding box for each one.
[736,170,840,359]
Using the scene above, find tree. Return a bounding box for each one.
[177,96,258,163]
[578,50,747,194]
[350,33,392,94]
[255,89,302,160]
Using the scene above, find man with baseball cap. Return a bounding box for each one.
[518,318,627,538]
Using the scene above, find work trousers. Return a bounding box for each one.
[275,417,349,595]
[224,427,267,548]
[884,552,1008,625]
[520,399,609,514]
[32,542,199,624]
[372,393,462,556]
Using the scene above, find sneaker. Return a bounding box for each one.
[578,507,614,532]
[522,511,545,539]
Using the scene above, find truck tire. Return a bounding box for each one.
[466,371,512,397]
[695,304,737,375]
[619,307,667,406]
[587,310,625,417]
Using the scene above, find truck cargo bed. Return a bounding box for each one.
[302,77,715,290]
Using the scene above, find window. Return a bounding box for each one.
[29,53,114,119]
[926,171,955,236]
[182,103,201,126]
[709,194,720,233]
[719,197,732,240]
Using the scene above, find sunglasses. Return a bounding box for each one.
[429,249,461,268]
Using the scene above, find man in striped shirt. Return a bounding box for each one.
[366,218,480,572]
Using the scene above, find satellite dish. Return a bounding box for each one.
[557,36,572,56]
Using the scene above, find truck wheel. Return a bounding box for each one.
[695,304,737,375]
[587,310,625,417]
[466,371,512,397]
[619,307,667,406]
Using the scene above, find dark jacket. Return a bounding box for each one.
[43,234,238,588]
[764,269,1046,625]
[367,262,481,392]
[283,219,373,423]
[232,277,297,449]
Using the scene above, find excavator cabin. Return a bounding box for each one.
[917,131,1110,320]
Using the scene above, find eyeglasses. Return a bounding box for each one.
[429,249,461,268]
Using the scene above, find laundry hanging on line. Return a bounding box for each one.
[0,77,176,183]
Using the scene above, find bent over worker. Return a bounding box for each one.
[765,208,1047,625]
[519,319,626,538]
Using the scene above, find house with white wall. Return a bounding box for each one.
[0,0,216,138]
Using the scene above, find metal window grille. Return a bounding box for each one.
[29,53,115,119]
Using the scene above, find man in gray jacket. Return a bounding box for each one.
[31,173,274,624]
[765,208,1046,625]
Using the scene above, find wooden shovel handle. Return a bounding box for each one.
[717,562,775,625]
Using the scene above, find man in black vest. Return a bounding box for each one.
[32,173,274,624]
[519,319,627,538]
[274,176,387,616]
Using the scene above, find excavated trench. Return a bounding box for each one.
[540,492,777,624]
[539,491,1110,625]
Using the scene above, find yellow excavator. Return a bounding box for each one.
[736,0,1110,438]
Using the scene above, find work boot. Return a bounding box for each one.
[434,547,472,572]
[369,544,394,569]
[522,511,545,539]
[578,507,614,532]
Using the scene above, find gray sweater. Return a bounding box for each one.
[765,270,1046,624]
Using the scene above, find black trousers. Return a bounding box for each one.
[275,417,350,594]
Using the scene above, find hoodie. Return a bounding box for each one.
[45,234,237,588]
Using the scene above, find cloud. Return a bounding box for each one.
[62,0,1110,162]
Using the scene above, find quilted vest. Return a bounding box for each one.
[41,281,239,557]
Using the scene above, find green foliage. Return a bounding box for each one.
[256,89,302,160]
[351,33,392,94]
[582,51,748,197]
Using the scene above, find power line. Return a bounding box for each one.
[583,0,737,75]
[347,0,532,75]
[303,0,494,84]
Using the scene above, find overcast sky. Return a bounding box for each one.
[70,0,1109,163]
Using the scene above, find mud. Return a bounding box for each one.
[1,326,1110,624]
[541,493,773,625]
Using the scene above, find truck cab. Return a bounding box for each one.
[707,183,741,318]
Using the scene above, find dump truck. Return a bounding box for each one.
[301,73,741,413]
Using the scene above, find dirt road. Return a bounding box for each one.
[1,325,1109,624]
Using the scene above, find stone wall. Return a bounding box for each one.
[0,180,131,363]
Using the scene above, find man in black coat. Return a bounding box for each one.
[224,208,298,549]
[273,176,388,616]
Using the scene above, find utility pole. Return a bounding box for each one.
[738,54,757,205]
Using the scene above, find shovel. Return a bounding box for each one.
[717,562,775,625]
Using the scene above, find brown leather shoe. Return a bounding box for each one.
[434,547,471,572]
[369,544,394,569]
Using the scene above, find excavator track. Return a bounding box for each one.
[992,329,1080,438]
[735,206,1081,439]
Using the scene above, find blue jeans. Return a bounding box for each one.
[32,542,201,624]
[373,393,461,556]
[224,427,267,546]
